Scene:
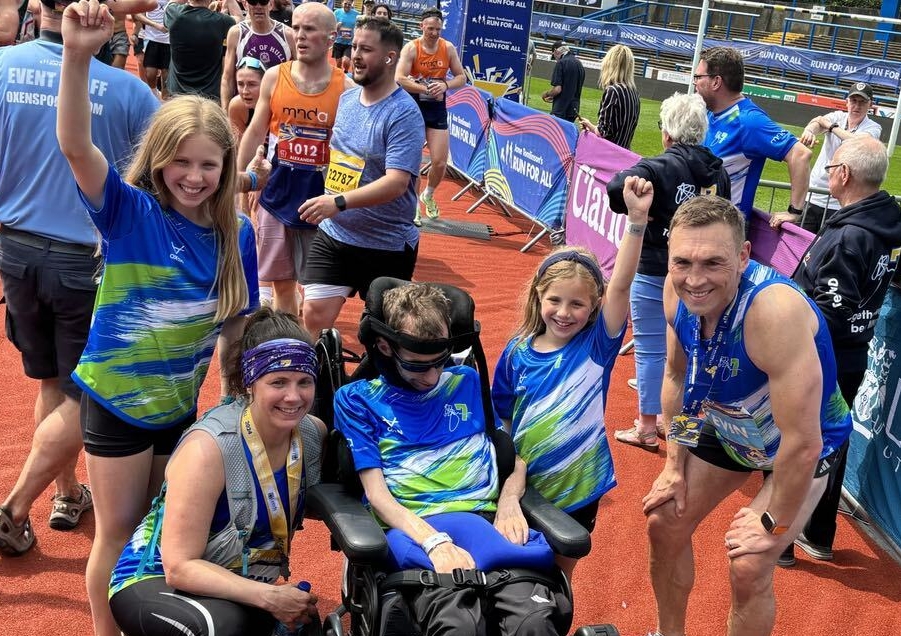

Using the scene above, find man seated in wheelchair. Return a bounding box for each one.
[333,282,571,636]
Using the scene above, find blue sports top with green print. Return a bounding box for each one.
[334,365,499,518]
[73,164,259,429]
[492,310,625,513]
[672,259,852,469]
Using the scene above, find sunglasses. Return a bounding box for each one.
[245,0,269,6]
[392,347,452,373]
[237,56,266,71]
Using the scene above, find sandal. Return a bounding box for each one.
[657,420,668,439]
[0,505,36,556]
[614,424,659,451]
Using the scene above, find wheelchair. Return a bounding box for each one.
[307,277,619,636]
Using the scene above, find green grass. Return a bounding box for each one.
[525,78,901,212]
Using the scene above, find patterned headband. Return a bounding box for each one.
[241,338,319,388]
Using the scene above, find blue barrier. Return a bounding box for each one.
[485,98,578,231]
[446,86,491,183]
[846,287,901,551]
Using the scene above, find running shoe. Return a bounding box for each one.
[420,190,439,219]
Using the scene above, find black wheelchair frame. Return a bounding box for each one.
[306,277,616,636]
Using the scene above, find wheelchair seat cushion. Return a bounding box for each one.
[385,511,555,572]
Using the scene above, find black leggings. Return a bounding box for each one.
[110,576,276,636]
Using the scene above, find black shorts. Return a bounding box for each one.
[81,394,193,458]
[0,229,99,400]
[111,576,277,636]
[143,40,171,70]
[417,99,448,130]
[133,36,144,56]
[332,42,352,59]
[566,498,600,533]
[304,232,418,300]
[688,423,840,478]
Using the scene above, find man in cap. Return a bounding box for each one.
[772,81,882,233]
[541,40,585,122]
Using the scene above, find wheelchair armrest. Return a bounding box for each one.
[520,486,591,559]
[306,483,389,563]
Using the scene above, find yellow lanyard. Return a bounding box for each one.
[240,407,304,577]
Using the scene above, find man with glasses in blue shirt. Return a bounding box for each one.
[694,46,812,222]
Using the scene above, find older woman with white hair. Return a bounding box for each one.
[606,93,732,450]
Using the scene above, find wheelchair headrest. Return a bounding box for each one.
[357,277,480,355]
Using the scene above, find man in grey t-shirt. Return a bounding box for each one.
[298,17,425,334]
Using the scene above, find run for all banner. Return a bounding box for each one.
[486,98,579,231]
[564,132,640,277]
[446,86,491,183]
[846,287,901,550]
[462,0,532,101]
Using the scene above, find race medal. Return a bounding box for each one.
[325,149,365,194]
[276,124,329,168]
[669,414,704,447]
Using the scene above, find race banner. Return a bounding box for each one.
[446,86,491,183]
[564,132,641,277]
[462,0,532,100]
[746,211,815,277]
[846,287,901,550]
[486,98,578,230]
[530,14,901,89]
[441,0,466,52]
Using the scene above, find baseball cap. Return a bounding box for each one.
[847,82,874,100]
[551,41,567,52]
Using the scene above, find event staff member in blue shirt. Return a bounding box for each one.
[642,195,851,636]
[695,46,812,221]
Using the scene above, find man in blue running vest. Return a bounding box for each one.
[641,195,851,636]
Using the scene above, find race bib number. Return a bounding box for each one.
[705,401,771,468]
[276,125,329,168]
[338,27,353,40]
[325,149,365,194]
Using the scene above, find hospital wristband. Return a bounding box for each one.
[421,532,453,555]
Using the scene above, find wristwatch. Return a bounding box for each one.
[760,511,790,535]
[828,123,840,133]
[334,194,347,211]
[787,204,803,216]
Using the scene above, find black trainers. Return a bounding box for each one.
[776,545,796,568]
[795,531,834,561]
[48,484,93,531]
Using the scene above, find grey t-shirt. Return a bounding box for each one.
[319,86,426,251]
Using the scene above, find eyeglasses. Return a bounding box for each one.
[657,120,663,130]
[245,0,269,6]
[824,163,845,173]
[392,347,452,373]
[237,56,266,72]
[692,73,717,81]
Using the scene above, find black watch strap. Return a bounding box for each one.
[334,194,347,211]
[828,122,840,132]
[787,204,803,215]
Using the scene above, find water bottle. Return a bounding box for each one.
[272,581,312,636]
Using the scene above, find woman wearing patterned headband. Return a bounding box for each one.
[107,308,325,636]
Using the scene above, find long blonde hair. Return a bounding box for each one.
[512,246,604,346]
[599,44,635,89]
[125,96,248,322]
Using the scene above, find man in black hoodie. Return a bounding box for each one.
[780,134,901,567]
[605,92,731,450]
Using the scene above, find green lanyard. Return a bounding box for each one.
[240,407,304,579]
